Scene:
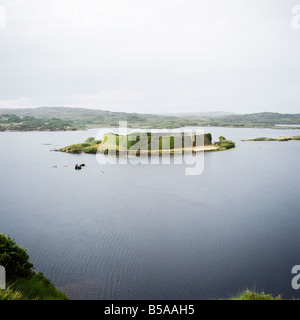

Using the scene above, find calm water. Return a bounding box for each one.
[0,127,300,300]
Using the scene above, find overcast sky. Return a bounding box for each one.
[0,0,299,114]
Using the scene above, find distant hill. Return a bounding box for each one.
[0,107,164,120]
[0,108,299,130]
[162,111,238,117]
[0,107,171,129]
[0,107,176,128]
[214,112,300,126]
[0,113,77,131]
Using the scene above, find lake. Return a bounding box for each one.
[0,127,300,300]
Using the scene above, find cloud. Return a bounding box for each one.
[0,0,299,113]
[0,97,31,108]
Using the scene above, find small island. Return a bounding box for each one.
[59,132,235,155]
[247,136,300,142]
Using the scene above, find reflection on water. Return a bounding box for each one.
[0,127,300,300]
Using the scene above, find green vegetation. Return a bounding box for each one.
[0,108,299,130]
[213,112,300,127]
[0,233,68,300]
[60,132,235,155]
[85,137,95,143]
[214,136,236,150]
[60,137,101,154]
[0,114,78,131]
[248,136,300,142]
[229,289,283,300]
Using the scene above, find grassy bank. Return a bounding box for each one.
[0,274,68,300]
[0,233,68,300]
[229,289,283,300]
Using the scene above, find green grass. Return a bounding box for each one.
[9,273,68,300]
[248,136,300,142]
[230,289,283,300]
[0,288,23,300]
[60,139,101,154]
[0,273,68,300]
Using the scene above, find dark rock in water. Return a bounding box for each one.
[75,164,86,170]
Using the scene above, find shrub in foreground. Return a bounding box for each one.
[0,234,34,280]
[0,233,68,300]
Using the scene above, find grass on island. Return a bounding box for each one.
[248,136,300,142]
[60,136,101,154]
[213,136,236,151]
[0,233,68,300]
[59,134,235,155]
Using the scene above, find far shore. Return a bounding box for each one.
[246,136,300,142]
